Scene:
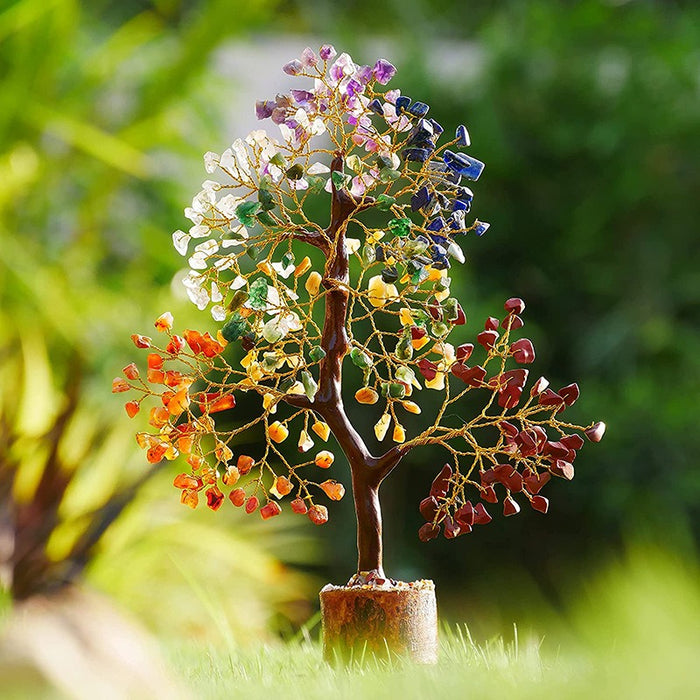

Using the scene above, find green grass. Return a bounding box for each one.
[165,550,700,699]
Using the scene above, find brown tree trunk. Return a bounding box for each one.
[351,467,384,576]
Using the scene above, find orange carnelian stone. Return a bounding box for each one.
[245,495,259,514]
[308,504,328,525]
[147,353,164,369]
[237,455,255,474]
[147,368,165,384]
[124,401,140,418]
[122,363,139,380]
[260,502,282,520]
[222,466,240,486]
[166,335,186,355]
[180,489,199,509]
[187,454,204,470]
[154,312,174,332]
[131,334,152,348]
[320,480,345,501]
[291,497,308,514]
[229,488,246,507]
[146,443,167,464]
[275,476,293,496]
[206,486,225,511]
[173,473,202,490]
[184,329,203,354]
[112,377,130,393]
[314,450,334,469]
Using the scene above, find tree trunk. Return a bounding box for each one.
[351,467,384,577]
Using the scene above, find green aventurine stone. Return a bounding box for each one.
[380,382,406,399]
[227,290,248,312]
[396,367,417,387]
[443,297,459,321]
[410,265,429,285]
[350,348,372,369]
[376,194,395,211]
[248,277,269,310]
[270,152,286,168]
[309,346,326,362]
[395,334,413,361]
[307,175,326,192]
[262,352,279,372]
[257,211,276,227]
[279,377,296,393]
[388,218,412,237]
[431,321,449,337]
[379,168,401,183]
[282,252,295,267]
[247,245,261,261]
[331,171,351,189]
[301,370,318,400]
[258,188,275,211]
[236,201,261,227]
[286,164,304,180]
[221,312,247,342]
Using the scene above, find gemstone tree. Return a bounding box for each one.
[114,44,604,588]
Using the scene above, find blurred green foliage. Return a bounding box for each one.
[0,0,319,642]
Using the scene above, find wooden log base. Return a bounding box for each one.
[320,580,438,664]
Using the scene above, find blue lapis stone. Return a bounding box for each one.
[402,147,431,162]
[473,220,491,237]
[450,211,466,230]
[429,119,444,135]
[430,246,451,269]
[456,187,474,204]
[455,125,471,147]
[415,234,431,247]
[426,216,446,232]
[408,101,429,117]
[443,150,485,180]
[395,95,411,113]
[453,199,471,212]
[429,232,448,246]
[436,193,450,209]
[368,98,383,115]
[411,186,432,212]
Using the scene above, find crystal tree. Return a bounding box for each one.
[113,45,605,585]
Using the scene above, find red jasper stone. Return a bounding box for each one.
[559,383,580,407]
[456,343,474,362]
[551,459,575,480]
[419,496,439,521]
[477,329,499,350]
[585,421,606,442]
[418,522,441,542]
[510,338,535,364]
[455,501,475,528]
[418,358,439,381]
[473,503,492,524]
[481,485,498,503]
[531,495,549,513]
[503,496,520,516]
[504,297,525,315]
[430,464,453,498]
[523,470,551,494]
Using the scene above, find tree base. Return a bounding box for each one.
[319,579,438,664]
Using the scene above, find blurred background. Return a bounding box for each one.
[1,0,699,672]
